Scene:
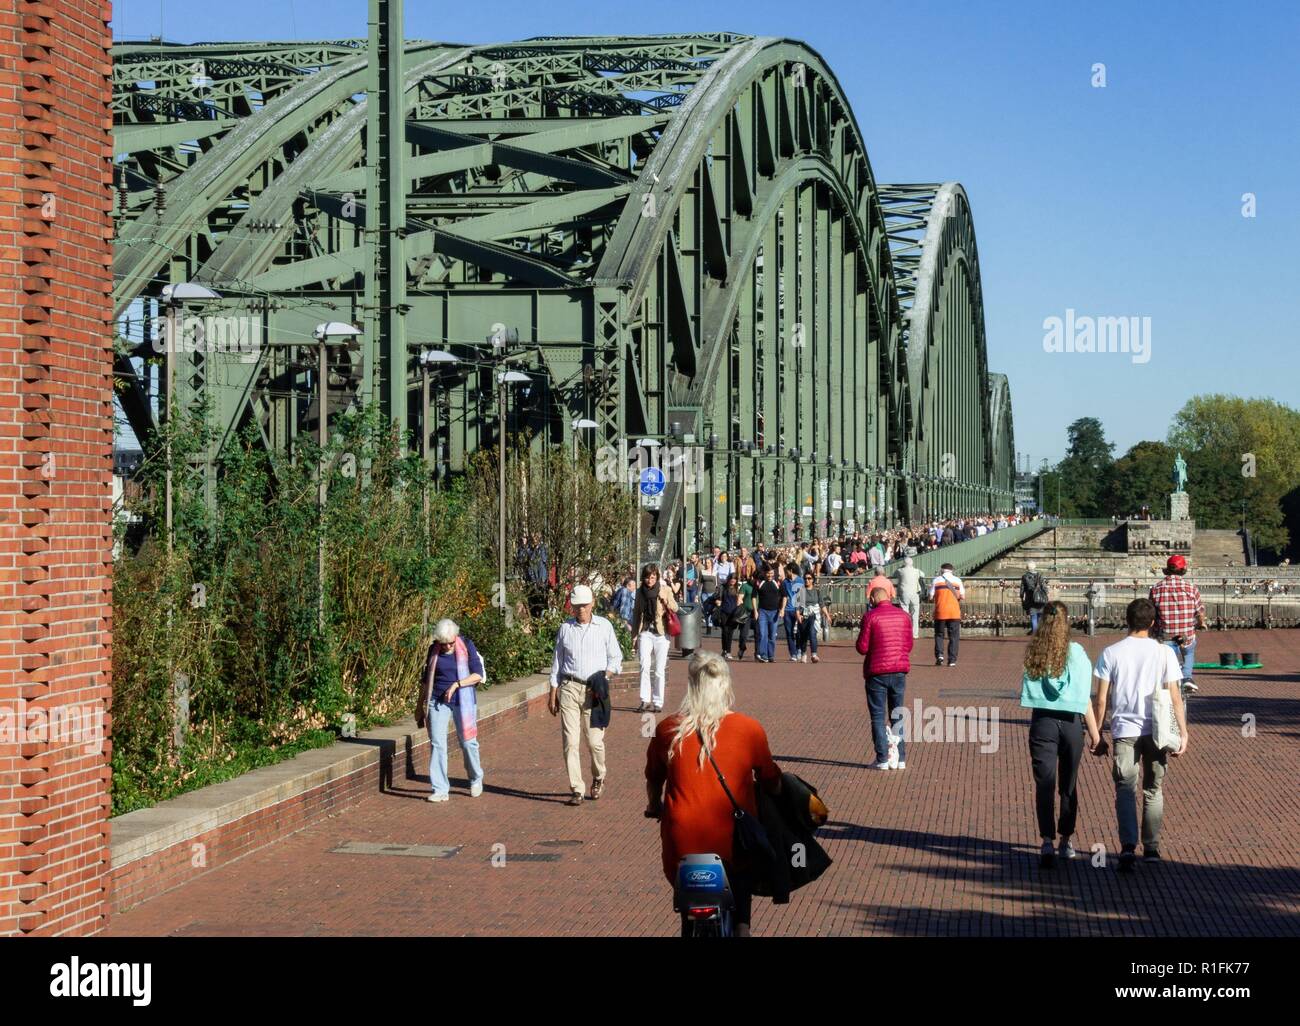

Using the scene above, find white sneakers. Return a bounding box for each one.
[429,781,485,801]
[873,737,906,772]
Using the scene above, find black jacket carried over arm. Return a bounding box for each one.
[752,771,833,904]
[587,670,611,729]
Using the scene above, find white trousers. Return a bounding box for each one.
[901,593,921,638]
[637,631,670,706]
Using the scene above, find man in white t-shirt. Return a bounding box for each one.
[823,544,843,576]
[1093,597,1189,872]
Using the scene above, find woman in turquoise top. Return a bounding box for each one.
[1020,601,1102,868]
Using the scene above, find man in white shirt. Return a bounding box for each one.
[1093,598,1189,871]
[823,544,843,576]
[549,585,623,806]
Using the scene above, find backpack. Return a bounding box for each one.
[1028,573,1049,606]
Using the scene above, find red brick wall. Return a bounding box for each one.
[0,0,114,936]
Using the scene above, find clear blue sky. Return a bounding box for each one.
[113,0,1300,466]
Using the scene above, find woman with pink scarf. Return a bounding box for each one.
[415,618,485,802]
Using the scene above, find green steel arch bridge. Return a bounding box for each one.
[111,27,1016,560]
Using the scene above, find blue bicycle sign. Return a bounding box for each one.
[639,467,665,496]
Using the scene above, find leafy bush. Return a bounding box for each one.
[111,409,588,816]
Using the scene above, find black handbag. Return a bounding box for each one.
[698,731,778,883]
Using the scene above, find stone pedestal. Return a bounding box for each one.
[1170,491,1190,521]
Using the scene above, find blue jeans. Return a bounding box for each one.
[866,673,907,763]
[1165,638,1196,685]
[783,610,801,657]
[427,697,483,796]
[1029,608,1041,633]
[756,608,779,660]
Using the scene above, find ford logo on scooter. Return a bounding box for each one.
[686,868,719,885]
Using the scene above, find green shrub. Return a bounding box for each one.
[110,410,573,815]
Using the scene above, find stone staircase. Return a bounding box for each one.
[1192,529,1247,569]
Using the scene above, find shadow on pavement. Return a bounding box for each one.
[821,821,1300,937]
[1183,695,1300,730]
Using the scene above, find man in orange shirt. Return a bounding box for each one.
[867,568,896,603]
[929,562,964,666]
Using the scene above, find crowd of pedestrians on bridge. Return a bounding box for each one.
[414,533,1210,933]
[515,513,1038,625]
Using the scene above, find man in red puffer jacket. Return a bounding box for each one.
[856,587,915,771]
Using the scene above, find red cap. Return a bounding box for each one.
[1166,555,1187,571]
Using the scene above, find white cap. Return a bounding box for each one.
[570,584,594,606]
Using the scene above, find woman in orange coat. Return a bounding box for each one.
[645,651,781,936]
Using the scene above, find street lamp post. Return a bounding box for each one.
[571,418,597,551]
[636,437,663,571]
[498,369,531,603]
[313,321,363,629]
[418,349,457,525]
[160,282,222,552]
[415,347,455,636]
[409,343,529,607]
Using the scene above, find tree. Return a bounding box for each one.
[1051,417,1116,517]
[466,435,637,609]
[1107,441,1175,517]
[1169,395,1300,553]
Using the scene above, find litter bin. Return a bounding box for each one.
[676,602,702,655]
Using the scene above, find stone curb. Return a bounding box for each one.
[110,670,639,872]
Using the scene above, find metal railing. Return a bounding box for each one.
[818,519,1051,613]
[819,573,1300,630]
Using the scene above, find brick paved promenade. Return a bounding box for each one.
[106,631,1300,937]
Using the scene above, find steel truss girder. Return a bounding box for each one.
[878,182,1012,520]
[111,32,1016,555]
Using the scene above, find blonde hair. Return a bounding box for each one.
[669,651,735,767]
[1024,601,1070,679]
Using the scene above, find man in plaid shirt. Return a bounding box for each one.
[1149,554,1206,695]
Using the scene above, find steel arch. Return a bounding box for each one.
[111,32,1016,558]
[879,182,1006,522]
